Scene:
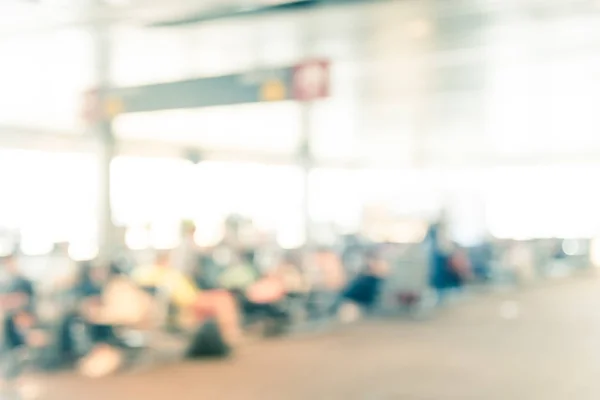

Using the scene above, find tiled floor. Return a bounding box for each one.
[40,276,600,400]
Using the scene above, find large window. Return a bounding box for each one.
[113,102,301,155]
[0,29,93,131]
[485,165,600,239]
[0,150,97,255]
[191,162,304,248]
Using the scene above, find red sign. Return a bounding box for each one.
[293,60,330,101]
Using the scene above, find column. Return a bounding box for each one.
[299,102,313,248]
[90,0,116,263]
[299,26,318,249]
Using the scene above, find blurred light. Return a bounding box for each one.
[18,380,42,400]
[338,302,361,323]
[20,236,53,256]
[276,225,305,250]
[194,222,225,248]
[562,239,580,256]
[388,223,428,244]
[125,227,150,250]
[311,225,337,247]
[150,221,180,250]
[68,242,98,262]
[590,237,600,267]
[0,238,16,257]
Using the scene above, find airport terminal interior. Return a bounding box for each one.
[1,0,600,399]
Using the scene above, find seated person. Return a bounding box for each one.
[272,253,309,296]
[132,251,242,349]
[73,262,164,377]
[306,248,346,319]
[66,264,118,351]
[0,254,47,382]
[330,249,389,316]
[218,251,290,325]
[217,251,260,293]
[1,254,38,349]
[193,255,221,290]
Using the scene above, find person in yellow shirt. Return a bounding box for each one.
[132,252,241,349]
[133,252,198,310]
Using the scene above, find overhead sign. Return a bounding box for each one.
[260,79,287,102]
[107,68,294,115]
[91,61,330,119]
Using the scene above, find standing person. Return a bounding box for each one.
[172,221,199,277]
[470,236,494,282]
[426,215,456,301]
[306,248,346,320]
[507,241,535,284]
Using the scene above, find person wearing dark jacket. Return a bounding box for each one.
[58,263,118,363]
[329,249,388,316]
[0,254,40,383]
[1,254,36,350]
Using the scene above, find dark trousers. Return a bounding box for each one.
[58,313,118,363]
[2,313,32,380]
[330,275,383,316]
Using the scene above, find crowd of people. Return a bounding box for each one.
[0,218,397,395]
[0,213,580,396]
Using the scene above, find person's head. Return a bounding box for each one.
[181,220,196,238]
[242,250,255,265]
[229,250,243,266]
[91,265,110,283]
[213,246,233,267]
[2,253,19,276]
[365,248,388,276]
[155,251,171,268]
[77,261,93,284]
[108,261,125,278]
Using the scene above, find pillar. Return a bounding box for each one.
[90,0,116,263]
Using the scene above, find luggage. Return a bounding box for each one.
[185,319,230,359]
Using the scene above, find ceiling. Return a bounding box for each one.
[0,0,239,35]
[3,0,600,167]
[3,0,600,36]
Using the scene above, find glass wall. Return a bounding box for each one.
[0,150,97,256]
[484,165,600,240]
[0,28,93,131]
[1,147,600,255]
